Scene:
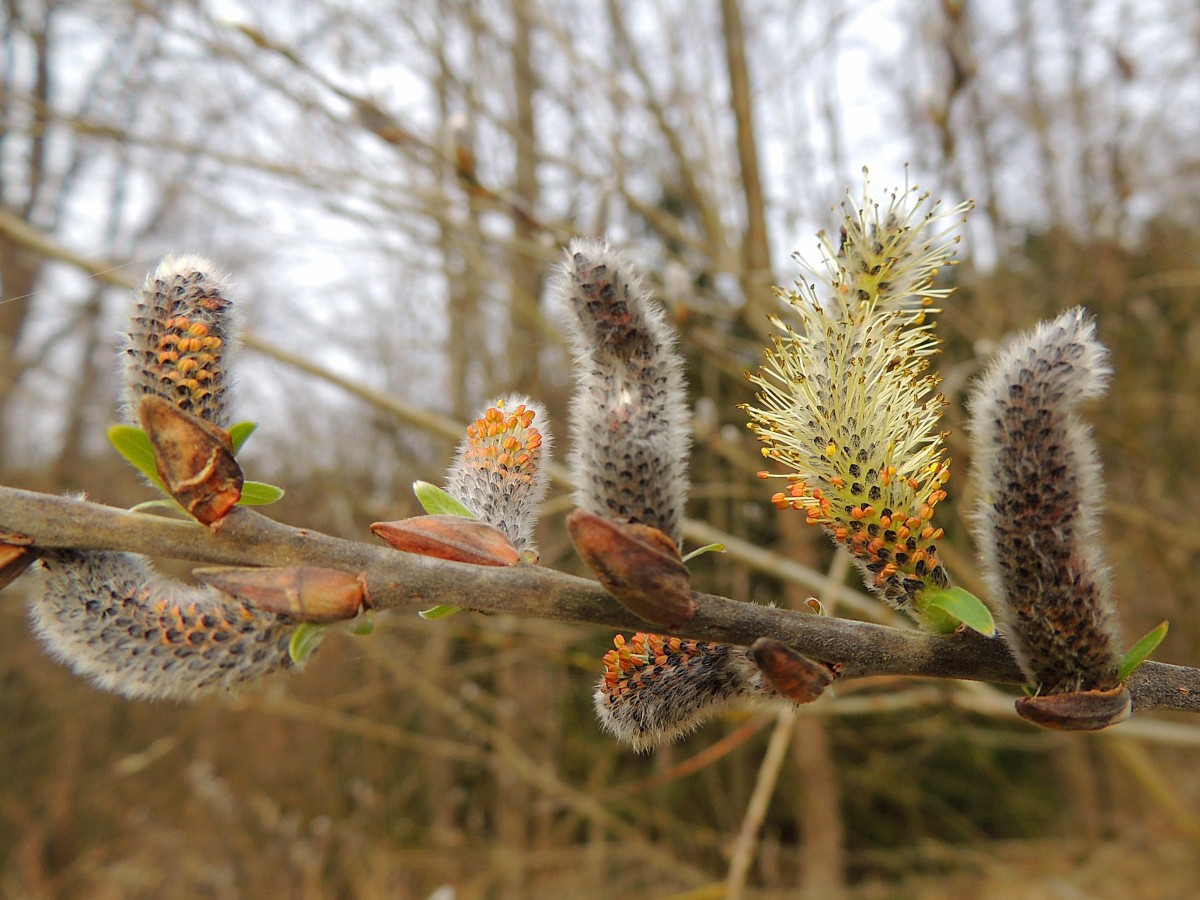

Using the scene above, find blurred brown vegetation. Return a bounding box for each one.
[2,0,1199,897]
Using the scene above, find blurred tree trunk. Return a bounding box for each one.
[435,4,483,420]
[720,0,773,339]
[0,0,54,459]
[508,0,542,395]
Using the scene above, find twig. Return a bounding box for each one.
[725,706,797,898]
[3,486,1198,717]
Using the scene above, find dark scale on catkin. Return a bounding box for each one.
[969,307,1122,694]
[557,239,691,543]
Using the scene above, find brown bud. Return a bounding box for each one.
[1014,683,1132,731]
[370,515,521,567]
[751,637,840,704]
[566,508,697,628]
[192,565,368,623]
[138,395,243,525]
[0,540,34,592]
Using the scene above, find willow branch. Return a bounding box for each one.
[2,486,1196,716]
[0,208,872,616]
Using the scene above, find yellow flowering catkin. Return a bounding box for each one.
[744,177,971,620]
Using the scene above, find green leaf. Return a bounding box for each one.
[350,615,375,636]
[413,481,475,518]
[237,481,285,505]
[682,542,726,563]
[107,425,167,491]
[1118,620,1168,682]
[917,587,996,636]
[289,624,327,664]
[229,421,258,454]
[418,604,462,620]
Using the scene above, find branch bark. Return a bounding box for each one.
[2,485,1197,716]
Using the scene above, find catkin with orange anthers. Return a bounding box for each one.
[124,254,237,426]
[445,395,552,555]
[29,256,301,700]
[968,307,1122,694]
[744,180,970,620]
[32,550,293,700]
[594,633,771,752]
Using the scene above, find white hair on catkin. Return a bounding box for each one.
[967,306,1121,693]
[555,238,691,543]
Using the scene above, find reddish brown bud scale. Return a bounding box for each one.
[1014,684,1131,731]
[0,540,34,591]
[370,515,521,567]
[566,508,697,629]
[138,395,243,526]
[192,566,368,623]
[751,637,840,703]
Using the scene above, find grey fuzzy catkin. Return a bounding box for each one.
[31,550,293,701]
[556,238,691,543]
[29,256,295,701]
[123,254,236,426]
[445,395,552,554]
[968,307,1122,693]
[594,639,768,753]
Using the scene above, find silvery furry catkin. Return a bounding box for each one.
[557,239,771,749]
[445,395,551,555]
[594,632,772,752]
[32,549,293,700]
[123,253,236,427]
[30,256,296,700]
[557,238,691,543]
[968,307,1122,693]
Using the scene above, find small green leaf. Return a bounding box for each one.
[682,542,726,563]
[1118,620,1168,682]
[237,481,285,505]
[413,481,475,518]
[288,623,327,664]
[418,604,462,620]
[108,425,167,491]
[918,587,996,636]
[351,615,375,636]
[229,421,258,453]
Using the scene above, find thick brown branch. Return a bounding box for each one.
[2,486,1196,715]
